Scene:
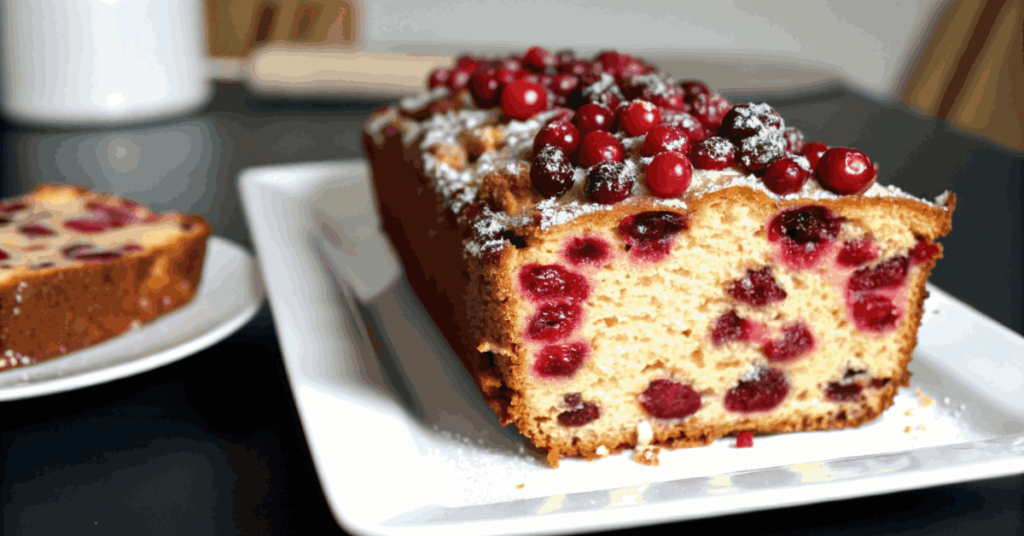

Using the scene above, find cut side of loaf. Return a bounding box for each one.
[362,48,954,467]
[0,185,210,369]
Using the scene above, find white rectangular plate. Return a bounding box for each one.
[239,160,1024,536]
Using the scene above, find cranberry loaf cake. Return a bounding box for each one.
[0,184,210,370]
[362,48,954,467]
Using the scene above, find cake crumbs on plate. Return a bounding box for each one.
[516,483,525,489]
[916,388,935,407]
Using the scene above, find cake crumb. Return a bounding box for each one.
[919,424,926,431]
[636,421,654,446]
[516,483,525,489]
[633,446,661,466]
[916,389,935,407]
[735,431,754,448]
[904,425,913,433]
[904,409,915,416]
[595,445,609,456]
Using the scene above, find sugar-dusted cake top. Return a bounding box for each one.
[0,185,198,283]
[367,47,951,257]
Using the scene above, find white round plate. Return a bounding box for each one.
[0,236,265,401]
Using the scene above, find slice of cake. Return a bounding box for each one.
[362,47,954,467]
[0,184,210,369]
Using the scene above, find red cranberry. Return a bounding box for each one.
[469,68,504,107]
[526,302,583,342]
[639,379,702,419]
[555,49,575,63]
[514,70,542,85]
[689,137,737,170]
[783,127,806,154]
[523,46,555,71]
[816,148,878,195]
[595,51,625,76]
[910,238,940,265]
[680,80,711,102]
[690,93,730,130]
[534,121,581,155]
[558,394,600,426]
[849,257,908,293]
[455,55,483,71]
[736,130,787,172]
[64,205,138,234]
[582,79,623,110]
[711,311,751,346]
[17,224,56,238]
[518,264,590,303]
[548,107,576,124]
[576,104,615,135]
[727,267,787,307]
[618,211,688,262]
[618,100,661,137]
[661,110,706,142]
[735,431,754,448]
[530,146,576,198]
[550,73,579,97]
[585,161,634,204]
[724,368,790,413]
[870,378,891,389]
[643,124,689,157]
[720,103,784,144]
[501,80,548,120]
[762,323,814,362]
[761,156,811,195]
[0,248,9,261]
[801,141,829,169]
[1,201,28,213]
[491,57,522,73]
[579,131,626,168]
[445,67,473,92]
[825,382,863,402]
[646,152,693,198]
[427,68,450,89]
[61,244,125,263]
[767,206,843,269]
[838,239,879,267]
[564,236,611,267]
[534,343,588,378]
[851,294,901,332]
[642,85,686,111]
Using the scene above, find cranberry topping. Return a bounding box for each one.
[660,110,706,142]
[639,379,702,419]
[800,141,829,169]
[618,211,687,261]
[534,342,588,378]
[711,310,751,346]
[469,67,504,108]
[564,236,611,267]
[646,152,693,198]
[910,238,940,265]
[534,121,581,155]
[526,302,582,342]
[579,131,626,168]
[445,67,473,92]
[17,223,56,238]
[851,294,901,332]
[690,93,730,130]
[849,257,908,292]
[724,368,790,413]
[825,382,863,402]
[576,103,615,135]
[720,103,784,144]
[530,146,576,198]
[643,124,689,157]
[427,68,449,89]
[680,80,711,102]
[523,46,555,71]
[455,55,483,71]
[816,148,878,195]
[736,130,787,172]
[761,156,811,195]
[783,127,806,154]
[838,239,879,267]
[550,73,580,98]
[767,206,843,268]
[642,85,686,111]
[727,267,787,307]
[64,205,138,234]
[735,431,754,448]
[585,161,634,204]
[0,248,9,262]
[558,394,600,426]
[501,80,548,120]
[518,264,590,303]
[514,70,542,85]
[762,323,814,362]
[619,100,661,137]
[689,137,737,170]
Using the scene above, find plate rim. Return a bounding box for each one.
[0,235,266,401]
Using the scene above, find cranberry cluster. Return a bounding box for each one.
[430,47,879,203]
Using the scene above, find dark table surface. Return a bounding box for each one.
[2,83,1022,535]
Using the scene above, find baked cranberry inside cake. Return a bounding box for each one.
[64,205,139,234]
[558,393,600,426]
[564,236,611,267]
[711,310,751,346]
[618,211,687,262]
[851,293,902,332]
[825,382,863,402]
[838,239,879,267]
[848,257,908,293]
[767,206,843,269]
[639,379,702,419]
[910,238,940,265]
[762,323,814,362]
[518,264,590,303]
[727,267,787,307]
[525,302,582,342]
[534,342,588,378]
[724,368,790,413]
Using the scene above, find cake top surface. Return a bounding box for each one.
[367,47,952,258]
[0,185,198,283]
